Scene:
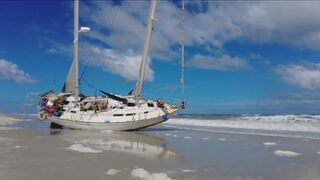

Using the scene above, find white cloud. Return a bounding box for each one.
[81,0,180,61]
[79,1,320,68]
[188,54,249,71]
[275,63,320,90]
[182,1,320,50]
[78,1,320,51]
[80,43,154,82]
[0,59,36,83]
[42,1,320,81]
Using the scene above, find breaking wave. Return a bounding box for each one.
[166,114,320,133]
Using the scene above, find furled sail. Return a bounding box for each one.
[133,0,157,103]
[63,61,77,93]
[62,0,79,99]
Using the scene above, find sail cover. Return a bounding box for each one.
[63,61,77,93]
[133,0,157,101]
[62,0,79,97]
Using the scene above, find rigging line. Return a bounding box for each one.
[81,76,98,92]
[79,61,89,81]
[78,60,90,94]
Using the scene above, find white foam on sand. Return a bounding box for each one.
[131,168,173,180]
[180,168,196,173]
[165,133,171,136]
[13,145,28,149]
[66,144,102,153]
[201,137,209,140]
[172,135,178,138]
[263,142,277,146]
[317,151,320,154]
[218,138,226,141]
[274,150,301,157]
[105,169,121,175]
[0,137,14,142]
[100,130,113,133]
[0,127,17,131]
[184,136,192,139]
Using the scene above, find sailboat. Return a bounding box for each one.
[37,0,185,131]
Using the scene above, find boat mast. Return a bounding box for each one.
[181,0,185,101]
[134,0,157,103]
[73,0,79,99]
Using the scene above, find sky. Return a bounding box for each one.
[1,0,320,114]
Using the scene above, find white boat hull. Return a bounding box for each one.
[47,113,172,131]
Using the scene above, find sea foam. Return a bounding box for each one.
[66,144,102,153]
[180,168,196,173]
[105,169,121,175]
[131,168,172,180]
[274,150,300,157]
[166,114,320,133]
[263,142,277,146]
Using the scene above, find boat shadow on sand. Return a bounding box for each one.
[50,128,182,160]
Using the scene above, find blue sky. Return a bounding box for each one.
[1,0,320,114]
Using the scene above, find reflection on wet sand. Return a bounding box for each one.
[52,129,181,160]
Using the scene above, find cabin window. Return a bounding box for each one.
[113,114,123,117]
[126,113,136,116]
[144,111,148,114]
[71,111,76,113]
[127,102,135,107]
[147,103,154,107]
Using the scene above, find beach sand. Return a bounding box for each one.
[1,114,320,180]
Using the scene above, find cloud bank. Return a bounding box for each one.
[45,1,320,81]
[80,44,154,82]
[188,54,249,71]
[0,59,36,84]
[275,63,320,90]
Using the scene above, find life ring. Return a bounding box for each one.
[38,111,47,121]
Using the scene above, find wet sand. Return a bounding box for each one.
[1,114,320,180]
